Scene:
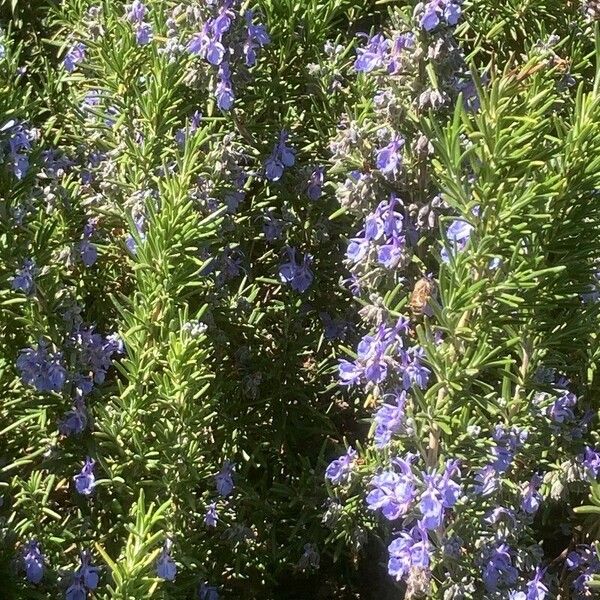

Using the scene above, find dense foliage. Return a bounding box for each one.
[1,0,600,599]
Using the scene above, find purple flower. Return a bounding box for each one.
[265,131,295,181]
[545,390,577,423]
[188,20,225,65]
[59,396,88,436]
[339,320,408,387]
[212,6,234,38]
[63,42,86,72]
[70,328,122,392]
[582,446,600,480]
[388,33,415,74]
[79,240,98,267]
[490,425,528,473]
[346,237,369,264]
[377,236,406,268]
[373,391,407,448]
[79,551,100,590]
[375,136,405,177]
[320,312,346,341]
[278,247,314,293]
[244,9,270,66]
[207,39,226,66]
[215,461,234,496]
[66,551,100,598]
[522,567,548,600]
[325,447,357,486]
[387,524,431,581]
[263,214,283,241]
[338,359,363,386]
[204,502,218,527]
[419,478,444,530]
[354,33,390,73]
[419,461,461,529]
[441,217,474,262]
[366,458,416,520]
[135,22,153,45]
[399,346,431,390]
[419,2,441,31]
[567,545,600,594]
[22,540,44,584]
[473,464,498,496]
[17,340,67,393]
[11,259,37,295]
[74,457,96,496]
[215,62,234,110]
[521,475,543,515]
[156,540,176,581]
[306,166,325,200]
[443,1,462,25]
[126,0,146,23]
[482,543,518,592]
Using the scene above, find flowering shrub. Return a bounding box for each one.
[1,0,600,598]
[322,1,600,598]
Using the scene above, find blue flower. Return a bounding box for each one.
[521,475,542,515]
[188,21,225,65]
[244,9,270,66]
[17,340,67,393]
[59,396,88,436]
[215,461,234,496]
[523,567,548,600]
[204,502,218,527]
[325,447,357,485]
[443,1,462,25]
[306,166,325,200]
[212,6,233,38]
[135,22,153,45]
[388,33,415,74]
[377,236,405,268]
[215,62,234,111]
[278,247,314,293]
[264,131,295,181]
[482,543,518,593]
[22,540,44,584]
[419,2,441,31]
[582,446,600,480]
[354,33,390,73]
[375,136,405,177]
[567,545,600,593]
[545,390,577,423]
[346,237,369,264]
[156,541,176,581]
[473,464,498,496]
[79,240,98,267]
[373,391,407,448]
[366,457,416,520]
[74,457,96,496]
[11,259,36,295]
[441,217,474,262]
[419,461,461,529]
[63,42,86,72]
[125,0,147,22]
[387,524,431,581]
[70,327,122,393]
